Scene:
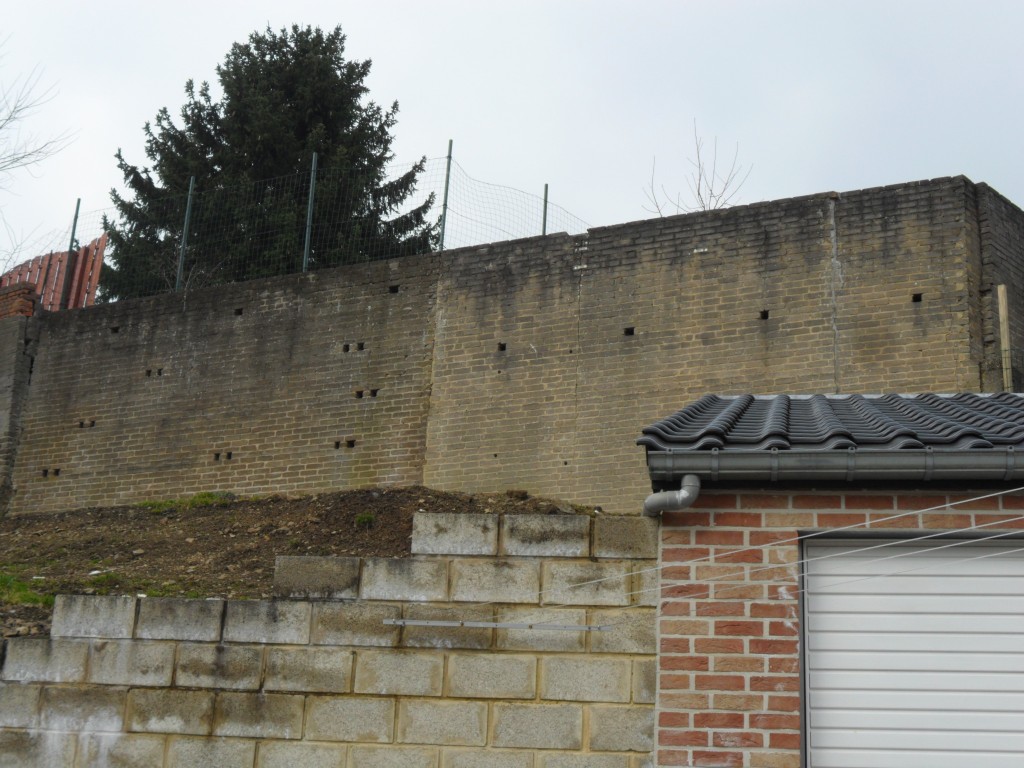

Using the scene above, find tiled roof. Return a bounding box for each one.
[638,393,1024,453]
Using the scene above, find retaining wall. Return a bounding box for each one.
[6,176,1024,516]
[0,511,657,767]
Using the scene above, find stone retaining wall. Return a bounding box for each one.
[0,512,657,766]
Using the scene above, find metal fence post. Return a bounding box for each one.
[176,176,195,292]
[58,198,81,310]
[303,152,318,272]
[439,139,453,251]
[542,183,549,236]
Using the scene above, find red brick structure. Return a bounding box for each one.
[658,488,1024,767]
[646,394,1024,767]
[0,285,37,319]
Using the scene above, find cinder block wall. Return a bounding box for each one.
[0,512,657,767]
[655,489,1024,768]
[6,176,1020,515]
[0,316,34,510]
[975,183,1024,389]
[12,256,441,513]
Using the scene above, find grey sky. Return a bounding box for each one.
[3,0,1023,258]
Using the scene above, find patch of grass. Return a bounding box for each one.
[354,512,376,530]
[0,571,55,607]
[86,572,123,592]
[137,491,238,514]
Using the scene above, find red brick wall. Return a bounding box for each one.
[0,284,37,319]
[656,487,1024,767]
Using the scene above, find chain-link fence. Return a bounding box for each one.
[3,152,590,305]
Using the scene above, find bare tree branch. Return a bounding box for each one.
[0,43,72,266]
[643,121,752,216]
[0,67,68,181]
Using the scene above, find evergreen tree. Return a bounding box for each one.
[102,25,434,300]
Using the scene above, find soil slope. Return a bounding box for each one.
[0,486,589,637]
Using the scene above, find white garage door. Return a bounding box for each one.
[804,538,1024,768]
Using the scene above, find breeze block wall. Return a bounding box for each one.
[655,488,1024,768]
[11,256,441,513]
[0,511,657,767]
[6,175,1024,516]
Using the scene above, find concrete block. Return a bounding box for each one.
[265,646,352,693]
[632,658,656,704]
[166,736,256,768]
[127,688,215,735]
[214,691,305,739]
[589,705,655,752]
[0,731,76,768]
[354,649,444,696]
[257,740,347,768]
[175,643,263,690]
[1,637,88,682]
[0,681,40,727]
[541,561,631,606]
[402,603,493,650]
[305,696,394,742]
[447,653,536,699]
[311,602,401,647]
[494,607,587,652]
[360,558,449,602]
[273,555,360,599]
[88,639,175,686]
[634,562,658,607]
[502,514,590,557]
[593,516,659,559]
[442,751,533,768]
[412,512,498,555]
[51,594,136,638]
[630,755,655,768]
[223,600,311,644]
[349,746,439,768]
[136,597,224,641]
[491,703,583,750]
[40,684,126,732]
[590,608,656,654]
[77,733,166,768]
[539,755,630,768]
[541,657,631,703]
[449,558,539,603]
[398,699,487,746]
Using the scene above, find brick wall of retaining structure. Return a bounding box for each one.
[6,176,1024,516]
[654,487,1024,768]
[0,511,657,767]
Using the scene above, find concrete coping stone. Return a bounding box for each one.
[501,515,591,558]
[412,513,499,556]
[51,595,138,639]
[273,556,361,599]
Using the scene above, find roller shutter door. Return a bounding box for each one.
[804,538,1024,768]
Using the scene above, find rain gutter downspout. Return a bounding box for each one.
[643,474,701,517]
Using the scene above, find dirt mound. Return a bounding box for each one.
[0,486,588,637]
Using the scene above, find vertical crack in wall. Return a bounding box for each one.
[828,198,844,393]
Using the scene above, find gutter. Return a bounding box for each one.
[645,447,1024,487]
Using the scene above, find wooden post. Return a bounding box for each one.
[998,284,1013,391]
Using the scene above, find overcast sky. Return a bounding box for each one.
[3,1,1024,258]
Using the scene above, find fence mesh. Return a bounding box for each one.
[2,156,590,304]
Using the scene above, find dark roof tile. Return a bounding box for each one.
[637,393,1024,453]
